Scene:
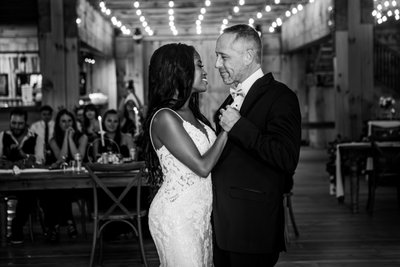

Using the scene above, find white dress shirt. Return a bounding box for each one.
[30,120,54,143]
[230,68,264,111]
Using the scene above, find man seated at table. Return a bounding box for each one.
[30,105,54,165]
[0,107,44,244]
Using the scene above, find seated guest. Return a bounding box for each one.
[42,109,88,242]
[0,108,44,244]
[117,79,143,117]
[74,105,85,132]
[93,109,135,160]
[30,105,54,165]
[119,95,143,138]
[48,109,88,166]
[83,104,100,144]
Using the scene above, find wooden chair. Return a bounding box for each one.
[3,195,45,243]
[85,162,148,267]
[367,141,400,215]
[367,123,400,215]
[367,120,400,139]
[72,196,88,239]
[4,194,87,243]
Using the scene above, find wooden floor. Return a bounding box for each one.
[1,147,400,267]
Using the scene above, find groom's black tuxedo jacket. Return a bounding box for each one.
[212,72,301,254]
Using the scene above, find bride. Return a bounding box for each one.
[142,43,227,266]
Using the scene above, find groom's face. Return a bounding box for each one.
[215,33,247,86]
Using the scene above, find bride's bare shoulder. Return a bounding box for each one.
[152,108,181,128]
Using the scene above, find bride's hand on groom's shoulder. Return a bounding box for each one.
[219,106,240,132]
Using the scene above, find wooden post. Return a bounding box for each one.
[334,0,350,139]
[334,0,374,140]
[133,41,144,106]
[38,0,66,109]
[64,0,80,110]
[38,0,80,111]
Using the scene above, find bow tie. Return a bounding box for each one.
[230,84,244,99]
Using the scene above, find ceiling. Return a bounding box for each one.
[95,0,311,37]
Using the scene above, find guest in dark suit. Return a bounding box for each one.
[0,108,44,244]
[213,24,301,267]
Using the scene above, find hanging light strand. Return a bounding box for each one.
[372,0,400,24]
[97,1,154,37]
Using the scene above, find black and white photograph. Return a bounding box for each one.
[0,0,399,266]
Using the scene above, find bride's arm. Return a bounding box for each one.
[152,109,227,178]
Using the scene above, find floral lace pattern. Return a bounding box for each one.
[149,110,216,266]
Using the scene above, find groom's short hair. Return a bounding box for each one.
[223,24,262,64]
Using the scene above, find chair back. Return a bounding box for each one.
[368,120,400,141]
[371,143,400,177]
[86,161,149,267]
[86,137,121,163]
[85,162,146,219]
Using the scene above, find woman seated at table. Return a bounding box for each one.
[83,104,100,144]
[93,109,135,161]
[42,109,88,242]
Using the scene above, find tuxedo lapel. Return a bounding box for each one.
[240,73,274,116]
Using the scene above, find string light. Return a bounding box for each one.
[101,0,316,37]
[133,1,153,36]
[267,1,313,33]
[84,58,95,64]
[195,1,212,35]
[372,0,400,24]
[97,1,158,36]
[168,1,178,36]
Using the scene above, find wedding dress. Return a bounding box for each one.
[149,108,216,267]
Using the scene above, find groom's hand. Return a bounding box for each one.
[219,106,240,132]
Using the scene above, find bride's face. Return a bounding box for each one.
[192,52,208,93]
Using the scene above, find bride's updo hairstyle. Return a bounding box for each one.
[142,43,211,197]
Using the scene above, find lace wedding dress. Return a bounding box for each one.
[149,108,216,267]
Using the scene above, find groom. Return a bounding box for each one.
[212,24,301,266]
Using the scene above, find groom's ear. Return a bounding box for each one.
[244,49,255,66]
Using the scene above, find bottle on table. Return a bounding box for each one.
[74,153,82,172]
[130,147,137,161]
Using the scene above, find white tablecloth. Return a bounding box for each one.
[368,120,400,136]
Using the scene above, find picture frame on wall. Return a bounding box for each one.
[16,73,42,96]
[0,74,8,96]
